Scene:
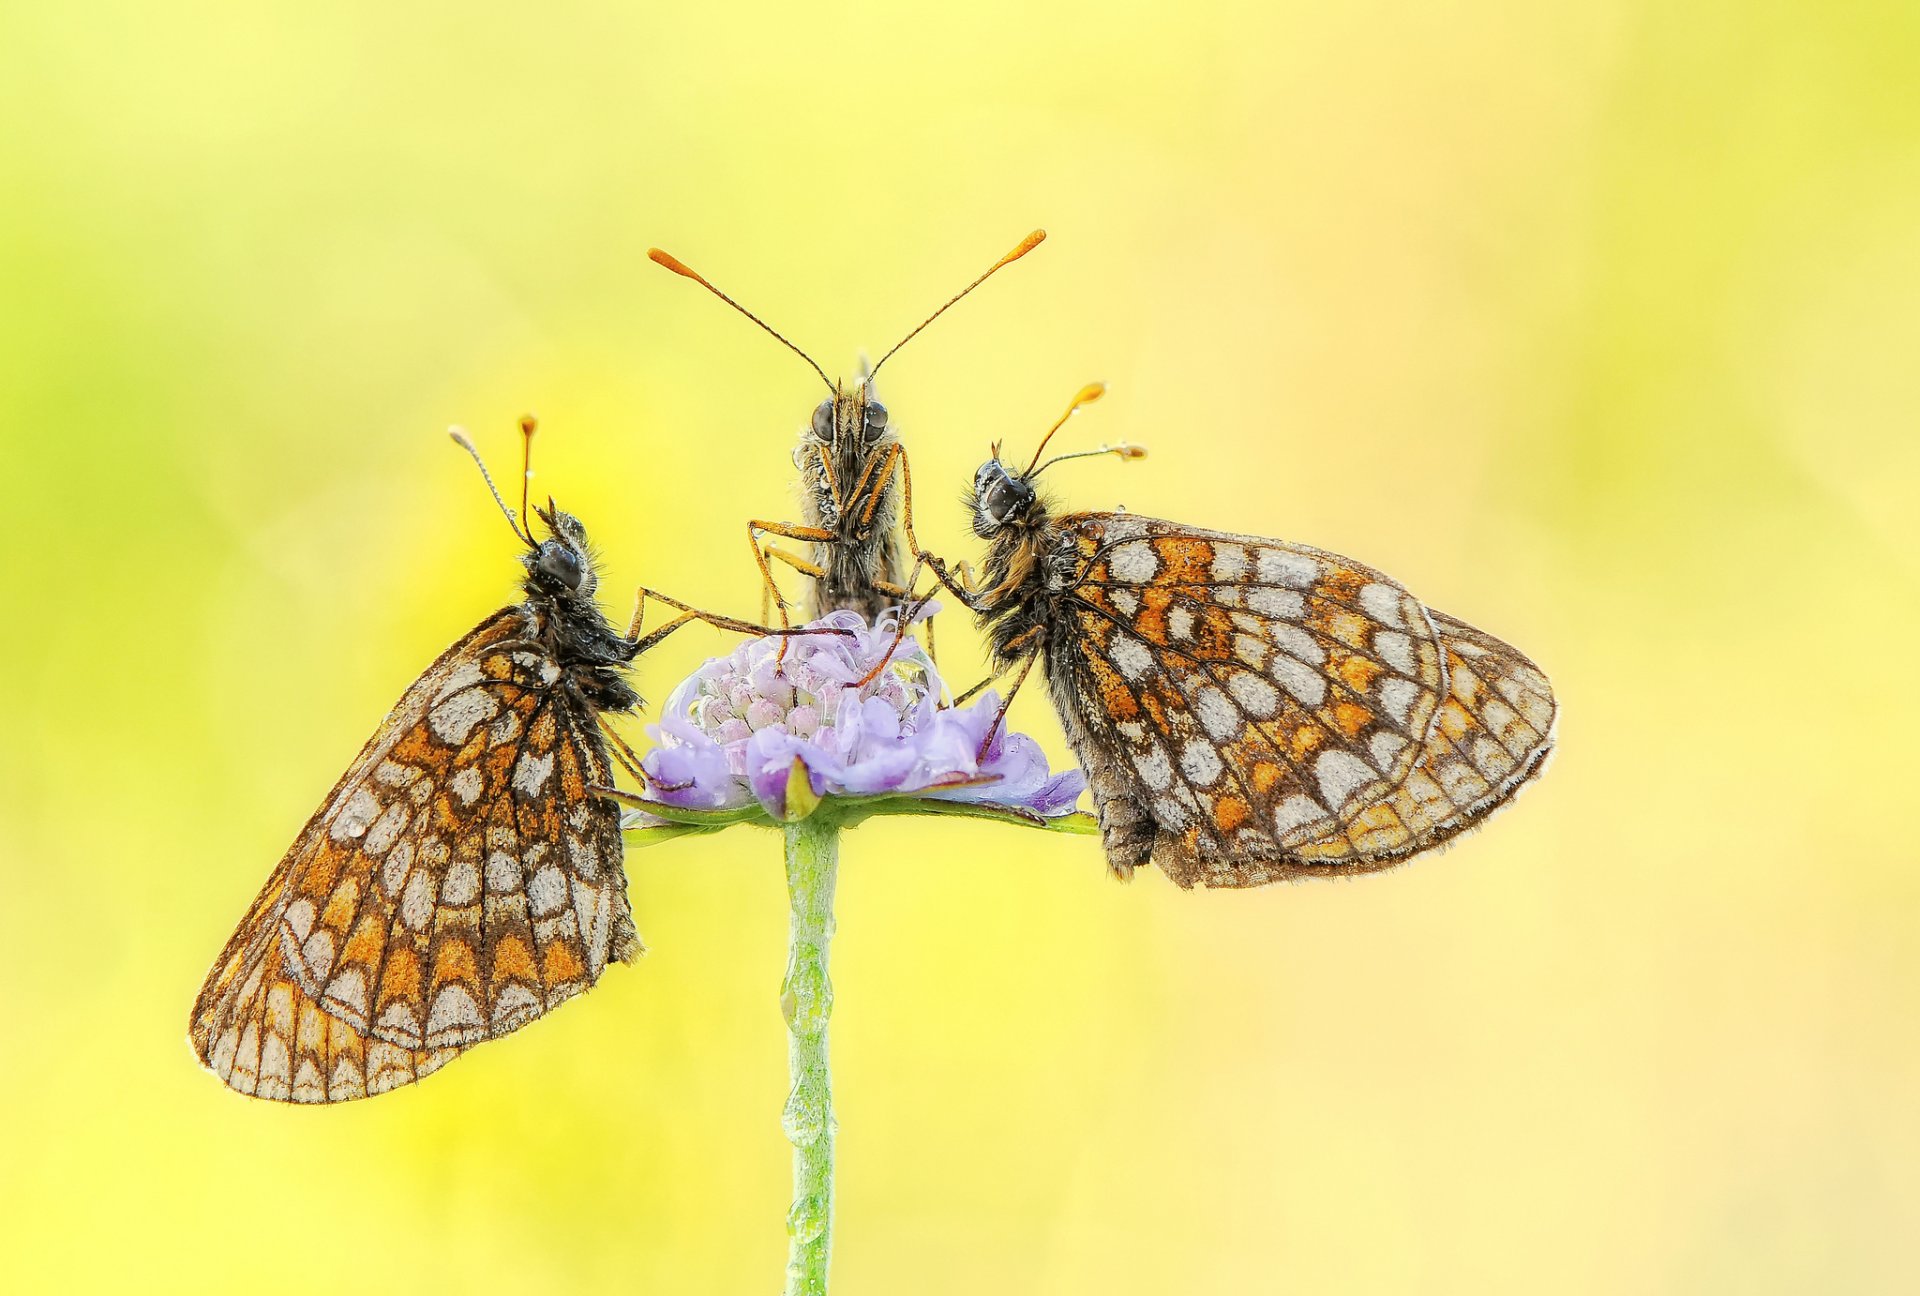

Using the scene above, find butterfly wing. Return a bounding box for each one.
[1264,612,1557,879]
[190,608,638,1102]
[1048,513,1549,886]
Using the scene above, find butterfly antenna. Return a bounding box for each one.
[1034,441,1148,477]
[648,248,834,392]
[1021,382,1107,477]
[517,413,538,536]
[869,229,1047,379]
[449,425,535,546]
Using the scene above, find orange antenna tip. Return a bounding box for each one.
[997,229,1047,268]
[871,228,1051,377]
[649,246,832,391]
[647,248,703,281]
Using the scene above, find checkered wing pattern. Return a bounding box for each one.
[1271,612,1556,878]
[189,610,637,1102]
[1052,512,1552,887]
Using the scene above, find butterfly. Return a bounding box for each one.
[188,419,818,1101]
[647,232,1045,627]
[920,387,1558,888]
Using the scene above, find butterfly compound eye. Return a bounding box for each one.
[810,399,834,439]
[536,542,585,591]
[863,399,889,433]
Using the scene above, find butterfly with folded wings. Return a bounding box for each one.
[189,419,827,1101]
[648,231,1045,627]
[921,387,1558,888]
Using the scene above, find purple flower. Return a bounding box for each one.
[637,608,1086,822]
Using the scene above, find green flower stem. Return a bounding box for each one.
[781,810,840,1296]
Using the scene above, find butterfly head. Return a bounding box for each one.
[449,419,602,601]
[974,383,1142,538]
[969,458,1042,537]
[525,505,597,599]
[800,376,892,462]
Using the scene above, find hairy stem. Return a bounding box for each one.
[781,813,839,1295]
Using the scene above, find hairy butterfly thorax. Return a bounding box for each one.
[925,387,1558,891]
[648,232,1045,632]
[795,368,904,620]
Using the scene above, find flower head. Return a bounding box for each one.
[636,608,1085,823]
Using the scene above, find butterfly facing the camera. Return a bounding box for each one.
[923,387,1558,888]
[188,420,793,1102]
[648,231,1045,627]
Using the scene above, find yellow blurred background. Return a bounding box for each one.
[4,2,1917,1292]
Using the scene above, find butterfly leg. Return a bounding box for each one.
[746,519,838,665]
[972,639,1040,760]
[626,585,854,655]
[597,718,653,790]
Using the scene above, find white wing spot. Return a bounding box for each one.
[488,711,523,747]
[1232,633,1271,670]
[361,801,409,857]
[1150,794,1190,828]
[1255,549,1319,589]
[1274,794,1329,833]
[485,850,522,893]
[1194,686,1239,740]
[430,690,500,746]
[1270,622,1324,665]
[511,650,560,684]
[1369,730,1408,773]
[380,840,414,898]
[400,868,436,931]
[432,662,485,703]
[331,788,379,842]
[448,766,484,806]
[529,865,568,917]
[300,931,336,981]
[1358,583,1407,629]
[1226,672,1282,719]
[1314,750,1377,809]
[1273,655,1328,706]
[1168,605,1196,641]
[283,898,316,942]
[376,1002,422,1045]
[1210,545,1249,581]
[1374,630,1416,674]
[323,967,369,1023]
[426,984,484,1042]
[513,751,556,797]
[374,760,417,788]
[1379,677,1420,727]
[1246,587,1305,619]
[1133,743,1173,790]
[1179,740,1223,786]
[492,983,541,1031]
[1108,541,1161,583]
[1109,636,1155,681]
[1109,589,1140,616]
[441,858,480,906]
[1470,738,1517,780]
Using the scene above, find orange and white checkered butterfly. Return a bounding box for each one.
[926,387,1557,887]
[189,506,644,1102]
